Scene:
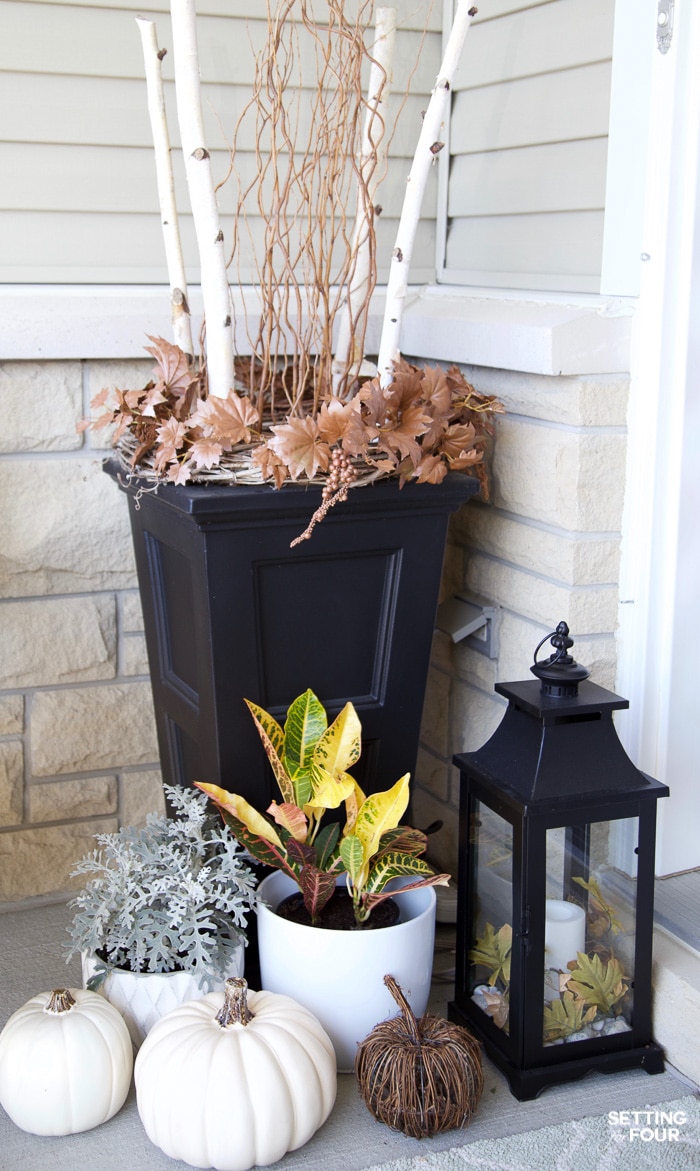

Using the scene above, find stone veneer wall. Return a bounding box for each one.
[0,356,628,902]
[0,358,164,904]
[413,364,629,876]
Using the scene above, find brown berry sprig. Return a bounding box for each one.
[322,449,356,503]
[290,448,357,546]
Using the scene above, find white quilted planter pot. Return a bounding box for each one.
[81,944,245,1050]
[257,872,436,1072]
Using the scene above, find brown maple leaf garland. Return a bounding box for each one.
[85,339,503,530]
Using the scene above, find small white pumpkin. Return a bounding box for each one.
[0,987,133,1135]
[135,976,337,1171]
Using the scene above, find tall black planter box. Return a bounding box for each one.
[107,459,477,808]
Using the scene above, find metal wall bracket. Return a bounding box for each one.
[436,596,498,657]
[657,0,674,54]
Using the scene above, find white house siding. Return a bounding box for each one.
[1,0,440,284]
[442,0,615,292]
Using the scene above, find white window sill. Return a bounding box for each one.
[1,284,634,376]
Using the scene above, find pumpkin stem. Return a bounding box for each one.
[216,977,255,1028]
[45,989,77,1015]
[383,974,421,1044]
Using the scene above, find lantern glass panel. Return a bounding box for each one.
[542,817,638,1048]
[468,798,513,1034]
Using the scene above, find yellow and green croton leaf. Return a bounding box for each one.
[312,701,362,778]
[305,765,355,814]
[283,689,327,776]
[243,699,294,804]
[351,774,410,862]
[194,783,296,878]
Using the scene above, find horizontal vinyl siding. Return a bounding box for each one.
[441,0,615,293]
[2,0,440,284]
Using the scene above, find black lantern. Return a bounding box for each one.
[448,622,669,1100]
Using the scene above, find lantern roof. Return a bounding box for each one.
[454,623,669,809]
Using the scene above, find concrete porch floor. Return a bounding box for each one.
[0,901,697,1171]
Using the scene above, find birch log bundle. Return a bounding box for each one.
[170,0,233,399]
[136,17,193,358]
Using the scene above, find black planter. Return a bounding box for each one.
[106,459,478,808]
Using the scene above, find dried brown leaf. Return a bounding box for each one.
[145,335,198,400]
[251,443,289,487]
[191,391,259,446]
[414,453,447,484]
[189,438,224,470]
[269,417,331,480]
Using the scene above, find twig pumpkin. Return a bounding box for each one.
[135,977,336,1171]
[355,974,483,1139]
[0,987,133,1135]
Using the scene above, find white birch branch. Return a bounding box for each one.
[170,0,233,398]
[377,2,477,386]
[332,7,396,394]
[136,17,194,357]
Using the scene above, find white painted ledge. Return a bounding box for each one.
[1,284,633,375]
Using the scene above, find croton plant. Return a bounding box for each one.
[197,689,450,926]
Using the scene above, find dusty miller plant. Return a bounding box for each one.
[66,784,258,989]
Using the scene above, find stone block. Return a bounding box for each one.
[414,747,450,804]
[410,788,458,877]
[453,638,499,693]
[491,418,627,533]
[0,818,117,901]
[0,457,136,597]
[85,360,155,398]
[0,361,82,452]
[0,596,116,689]
[451,679,507,755]
[121,770,165,827]
[488,611,552,683]
[121,590,144,632]
[419,667,451,757]
[31,682,158,776]
[122,632,150,676]
[0,695,24,735]
[462,365,629,428]
[429,629,456,676]
[455,507,620,586]
[465,554,620,632]
[29,777,118,823]
[0,741,23,826]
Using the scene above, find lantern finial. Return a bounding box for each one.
[531,621,590,698]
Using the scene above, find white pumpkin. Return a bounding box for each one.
[0,987,133,1135]
[135,976,337,1171]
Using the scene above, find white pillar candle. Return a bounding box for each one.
[544,899,586,999]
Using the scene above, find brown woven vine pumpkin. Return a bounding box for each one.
[354,975,484,1139]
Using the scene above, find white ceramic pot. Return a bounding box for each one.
[81,942,245,1050]
[256,871,436,1071]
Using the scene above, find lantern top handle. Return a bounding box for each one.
[530,621,590,698]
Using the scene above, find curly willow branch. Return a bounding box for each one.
[227,0,395,416]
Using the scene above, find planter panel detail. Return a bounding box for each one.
[106,461,477,808]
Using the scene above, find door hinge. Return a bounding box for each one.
[657,0,674,54]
